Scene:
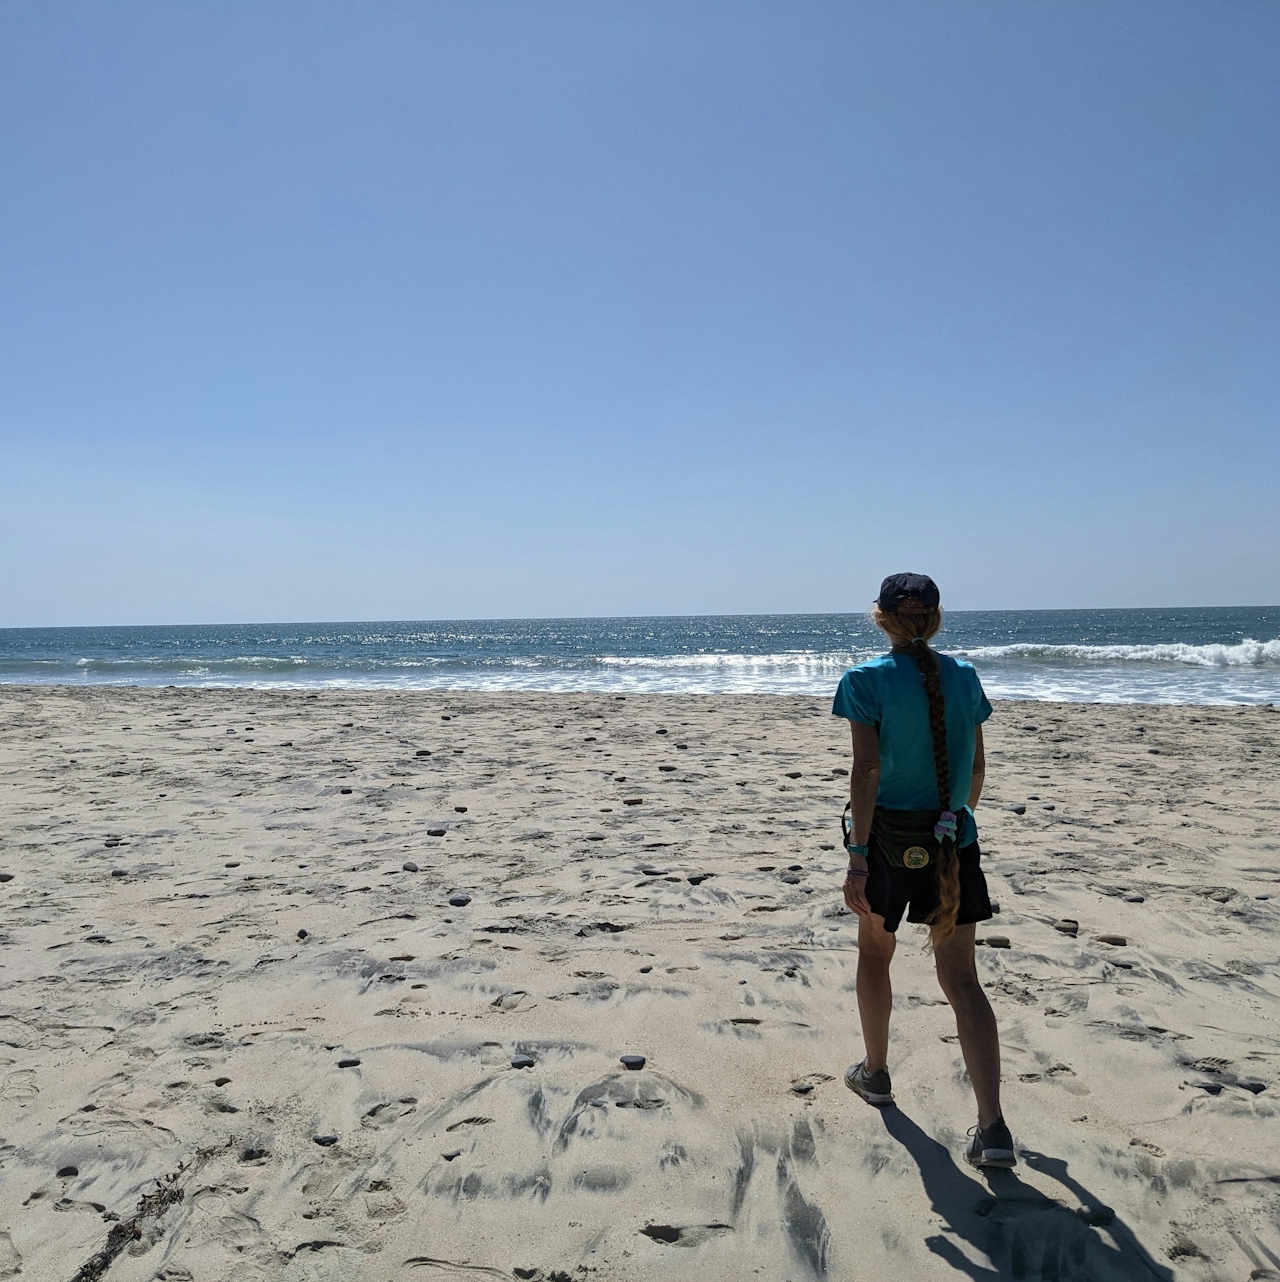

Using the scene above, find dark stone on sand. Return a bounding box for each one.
[1043,804,1056,811]
[623,798,643,806]
[620,1054,646,1070]
[585,834,605,841]
[638,965,652,973]
[313,1135,339,1146]
[1148,748,1161,754]
[781,874,801,884]
[1075,1205,1115,1226]
[110,869,127,878]
[281,741,292,747]
[511,1053,536,1069]
[441,715,451,720]
[415,749,431,756]
[1021,724,1038,731]
[104,839,120,848]
[214,1077,231,1086]
[785,771,802,779]
[1053,920,1079,935]
[792,1082,814,1094]
[57,1166,78,1178]
[1097,934,1127,946]
[403,861,419,872]
[818,843,834,851]
[428,828,446,836]
[1027,794,1040,800]
[655,728,668,735]
[455,806,468,813]
[687,874,713,885]
[226,861,240,868]
[984,936,1011,949]
[757,865,775,872]
[338,1058,361,1068]
[676,743,688,749]
[442,1149,462,1161]
[788,864,803,871]
[1124,894,1145,903]
[659,765,677,772]
[0,874,12,882]
[340,788,352,795]
[297,928,308,939]
[1008,805,1027,815]
[448,893,472,907]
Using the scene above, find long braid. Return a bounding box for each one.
[907,636,961,947]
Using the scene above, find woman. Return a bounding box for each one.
[832,572,1015,1168]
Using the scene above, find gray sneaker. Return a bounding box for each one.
[844,1060,894,1106]
[965,1117,1017,1168]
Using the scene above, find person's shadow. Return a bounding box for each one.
[879,1108,1175,1281]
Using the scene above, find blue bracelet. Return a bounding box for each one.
[844,843,869,858]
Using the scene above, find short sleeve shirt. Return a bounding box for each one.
[832,651,992,844]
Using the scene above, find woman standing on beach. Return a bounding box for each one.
[833,573,1015,1168]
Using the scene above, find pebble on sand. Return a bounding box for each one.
[297,928,308,939]
[1123,894,1145,903]
[1007,804,1027,815]
[1097,934,1128,946]
[449,893,472,907]
[455,806,468,813]
[511,1053,536,1069]
[313,1135,339,1147]
[983,936,1011,949]
[428,828,447,836]
[1053,919,1079,935]
[337,1059,361,1068]
[403,861,419,872]
[442,1149,462,1161]
[57,1165,79,1178]
[415,749,431,756]
[340,788,353,795]
[110,869,127,878]
[0,873,12,882]
[620,1054,646,1070]
[623,798,644,806]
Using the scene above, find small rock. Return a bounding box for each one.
[1187,1078,1223,1095]
[337,1058,361,1068]
[1097,934,1127,946]
[622,798,643,806]
[313,1135,339,1146]
[297,928,309,939]
[655,728,668,735]
[984,936,1011,949]
[110,869,127,878]
[442,1149,462,1161]
[676,743,688,749]
[791,1083,814,1095]
[57,1165,79,1178]
[1123,894,1145,903]
[658,765,677,773]
[1053,919,1079,935]
[448,893,471,907]
[415,749,431,757]
[687,874,713,885]
[780,874,802,884]
[620,1054,646,1071]
[280,741,293,747]
[104,839,120,848]
[511,1054,536,1069]
[1074,1205,1115,1226]
[428,828,446,837]
[1027,794,1040,800]
[1043,804,1056,811]
[638,965,652,973]
[340,788,353,795]
[818,842,834,851]
[454,806,468,813]
[785,771,802,779]
[402,861,419,872]
[226,861,240,868]
[1007,805,1027,815]
[0,873,12,882]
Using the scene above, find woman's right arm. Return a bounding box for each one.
[844,721,880,916]
[967,724,985,810]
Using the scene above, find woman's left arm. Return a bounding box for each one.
[967,724,985,810]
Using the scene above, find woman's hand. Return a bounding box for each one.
[843,857,871,916]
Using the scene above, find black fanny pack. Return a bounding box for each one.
[869,806,946,870]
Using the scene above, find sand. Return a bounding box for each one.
[0,685,1278,1282]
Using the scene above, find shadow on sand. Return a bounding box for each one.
[880,1108,1175,1281]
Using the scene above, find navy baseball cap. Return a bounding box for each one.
[877,572,940,611]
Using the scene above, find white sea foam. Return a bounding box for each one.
[952,638,1280,668]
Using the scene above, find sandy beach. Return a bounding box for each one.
[1,685,1277,1282]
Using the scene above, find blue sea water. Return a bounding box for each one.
[1,608,1277,705]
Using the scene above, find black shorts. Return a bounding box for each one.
[865,841,992,933]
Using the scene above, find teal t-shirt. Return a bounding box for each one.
[831,650,992,845]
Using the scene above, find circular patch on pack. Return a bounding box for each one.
[903,846,931,869]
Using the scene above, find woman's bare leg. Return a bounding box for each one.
[933,923,1003,1128]
[856,913,897,1072]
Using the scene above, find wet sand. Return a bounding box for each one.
[1,686,1278,1281]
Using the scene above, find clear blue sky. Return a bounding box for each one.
[2,1,1277,626]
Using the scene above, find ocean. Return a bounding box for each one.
[0,607,1277,705]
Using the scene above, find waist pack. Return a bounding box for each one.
[870,806,947,870]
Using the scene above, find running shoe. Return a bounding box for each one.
[964,1117,1017,1168]
[844,1060,894,1106]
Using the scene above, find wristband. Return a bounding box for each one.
[844,843,869,858]
[846,868,869,878]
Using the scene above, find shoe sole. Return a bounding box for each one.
[844,1067,894,1106]
[966,1148,1017,1168]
